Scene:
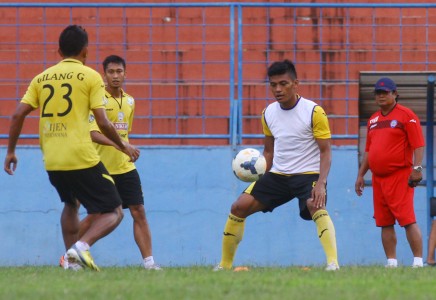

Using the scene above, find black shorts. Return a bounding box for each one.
[111,169,144,209]
[47,162,122,214]
[244,172,326,221]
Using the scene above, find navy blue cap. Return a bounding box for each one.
[374,77,397,92]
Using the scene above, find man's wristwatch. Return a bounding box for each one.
[413,165,423,172]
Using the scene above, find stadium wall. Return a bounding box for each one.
[3,2,436,147]
[0,146,429,267]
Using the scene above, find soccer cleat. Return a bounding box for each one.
[144,263,163,271]
[385,264,397,268]
[59,254,68,270]
[59,254,83,271]
[67,245,100,271]
[385,258,398,268]
[233,266,249,272]
[412,257,424,268]
[325,262,340,271]
[68,262,84,271]
[212,264,232,271]
[213,264,224,271]
[385,262,398,268]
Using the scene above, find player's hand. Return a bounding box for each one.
[121,143,140,162]
[355,176,364,196]
[311,181,326,208]
[4,153,17,175]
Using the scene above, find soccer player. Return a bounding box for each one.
[215,59,339,271]
[355,77,424,268]
[73,55,161,270]
[4,25,139,271]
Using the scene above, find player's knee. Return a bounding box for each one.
[306,198,316,212]
[65,200,80,211]
[230,202,243,217]
[115,206,124,222]
[306,199,326,217]
[129,205,146,220]
[231,200,252,218]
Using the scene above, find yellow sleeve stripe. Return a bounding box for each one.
[313,106,331,139]
[261,108,273,136]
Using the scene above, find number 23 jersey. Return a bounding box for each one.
[21,58,106,171]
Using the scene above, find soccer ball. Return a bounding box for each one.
[232,148,266,182]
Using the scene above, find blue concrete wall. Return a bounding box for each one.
[0,146,430,267]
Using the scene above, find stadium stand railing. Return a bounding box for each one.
[1,3,436,147]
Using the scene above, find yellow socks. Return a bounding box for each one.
[219,213,245,269]
[219,210,337,269]
[312,209,338,266]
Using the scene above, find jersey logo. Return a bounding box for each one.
[127,97,134,106]
[390,120,398,128]
[409,119,417,123]
[88,114,95,123]
[369,116,379,124]
[118,112,124,121]
[42,120,67,137]
[114,122,128,130]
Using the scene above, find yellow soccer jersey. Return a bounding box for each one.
[21,58,106,171]
[89,89,135,175]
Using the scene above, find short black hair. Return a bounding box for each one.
[102,55,126,72]
[267,59,298,80]
[58,25,88,57]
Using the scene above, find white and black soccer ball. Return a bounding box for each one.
[232,148,266,182]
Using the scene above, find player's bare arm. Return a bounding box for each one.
[312,137,331,208]
[92,107,138,162]
[90,130,119,148]
[90,130,140,157]
[4,103,34,175]
[263,135,274,172]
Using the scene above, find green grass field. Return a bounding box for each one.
[1,265,435,300]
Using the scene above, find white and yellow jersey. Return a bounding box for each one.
[262,96,331,175]
[21,58,105,171]
[89,89,135,175]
